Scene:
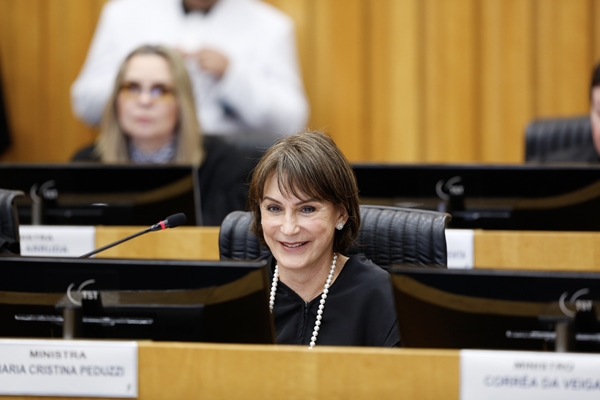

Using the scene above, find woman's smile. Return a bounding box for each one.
[280,241,308,249]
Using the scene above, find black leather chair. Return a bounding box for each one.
[524,115,592,162]
[0,189,23,254]
[219,205,451,268]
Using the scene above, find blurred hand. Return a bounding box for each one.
[184,48,229,79]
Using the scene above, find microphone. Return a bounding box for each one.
[78,213,187,258]
[149,212,187,231]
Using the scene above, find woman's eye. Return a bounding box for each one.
[150,85,171,98]
[300,206,316,213]
[266,205,281,213]
[124,83,141,94]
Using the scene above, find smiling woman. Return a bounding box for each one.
[71,45,254,226]
[247,131,400,348]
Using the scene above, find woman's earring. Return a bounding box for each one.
[336,222,344,231]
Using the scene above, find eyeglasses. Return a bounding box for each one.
[119,82,175,101]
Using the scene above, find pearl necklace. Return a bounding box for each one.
[269,253,338,349]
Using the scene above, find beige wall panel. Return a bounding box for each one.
[49,0,104,161]
[594,0,600,64]
[369,0,423,162]
[45,1,101,162]
[423,0,478,162]
[480,0,534,162]
[309,1,367,161]
[1,0,600,164]
[0,1,14,148]
[535,0,592,117]
[0,0,44,162]
[0,0,103,163]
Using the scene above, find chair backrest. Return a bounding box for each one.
[524,115,592,162]
[219,205,451,268]
[0,189,23,254]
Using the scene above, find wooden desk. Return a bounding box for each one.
[95,226,600,271]
[474,230,600,271]
[95,226,221,260]
[5,343,459,400]
[10,228,600,398]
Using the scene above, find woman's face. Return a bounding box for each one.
[117,54,179,151]
[260,173,347,273]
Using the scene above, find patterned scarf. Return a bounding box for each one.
[129,140,176,164]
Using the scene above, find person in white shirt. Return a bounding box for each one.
[71,0,308,137]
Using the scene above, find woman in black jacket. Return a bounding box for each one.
[72,45,256,225]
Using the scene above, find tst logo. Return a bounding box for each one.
[558,288,593,317]
[66,279,98,306]
[435,176,464,201]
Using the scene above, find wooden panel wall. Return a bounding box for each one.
[0,0,104,163]
[1,0,600,163]
[480,0,534,162]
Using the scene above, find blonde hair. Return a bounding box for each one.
[95,45,203,165]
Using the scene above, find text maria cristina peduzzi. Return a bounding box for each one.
[1,349,124,376]
[0,363,124,376]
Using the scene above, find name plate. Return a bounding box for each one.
[0,339,137,397]
[461,349,600,400]
[20,225,95,257]
[446,229,474,269]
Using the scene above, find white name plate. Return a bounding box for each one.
[461,349,600,400]
[0,339,137,397]
[446,229,474,269]
[20,225,95,257]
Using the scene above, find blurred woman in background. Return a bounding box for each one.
[73,45,253,225]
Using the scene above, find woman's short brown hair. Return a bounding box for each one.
[248,131,360,253]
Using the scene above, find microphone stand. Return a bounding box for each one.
[78,213,186,259]
[78,227,152,258]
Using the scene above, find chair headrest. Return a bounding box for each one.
[525,116,592,161]
[218,210,271,261]
[0,189,24,254]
